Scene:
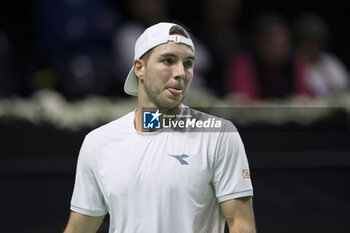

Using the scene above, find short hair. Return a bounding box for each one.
[140,25,190,64]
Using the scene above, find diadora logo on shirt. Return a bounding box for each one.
[168,154,190,165]
[143,110,162,129]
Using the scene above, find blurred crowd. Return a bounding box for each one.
[0,0,349,100]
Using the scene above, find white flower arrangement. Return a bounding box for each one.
[0,89,349,130]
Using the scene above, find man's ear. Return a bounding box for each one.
[134,59,145,81]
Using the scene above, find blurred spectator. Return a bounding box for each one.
[32,0,121,98]
[294,14,349,97]
[113,0,211,93]
[0,31,18,96]
[224,14,310,101]
[112,0,169,85]
[192,0,241,97]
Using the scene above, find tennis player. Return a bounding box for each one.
[63,22,255,233]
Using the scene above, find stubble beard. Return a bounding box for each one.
[143,75,184,113]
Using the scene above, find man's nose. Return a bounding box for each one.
[173,62,186,80]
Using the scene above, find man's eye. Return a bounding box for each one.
[163,58,175,64]
[184,60,193,68]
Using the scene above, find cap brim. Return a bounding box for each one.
[124,67,138,96]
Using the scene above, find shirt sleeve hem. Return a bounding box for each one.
[70,204,107,217]
[217,190,254,203]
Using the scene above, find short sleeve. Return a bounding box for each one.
[70,135,107,216]
[212,122,253,203]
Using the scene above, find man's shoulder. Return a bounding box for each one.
[86,111,134,140]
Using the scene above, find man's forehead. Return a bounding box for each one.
[152,42,195,57]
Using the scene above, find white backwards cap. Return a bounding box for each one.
[124,22,195,96]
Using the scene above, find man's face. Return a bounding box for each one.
[138,41,195,110]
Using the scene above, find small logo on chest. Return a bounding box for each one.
[168,154,190,165]
[242,169,251,179]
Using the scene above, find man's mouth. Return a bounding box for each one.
[168,87,183,96]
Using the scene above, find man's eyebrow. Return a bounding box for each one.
[160,53,195,60]
[160,53,176,58]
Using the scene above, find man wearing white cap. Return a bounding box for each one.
[64,22,255,233]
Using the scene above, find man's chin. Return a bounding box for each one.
[157,99,182,112]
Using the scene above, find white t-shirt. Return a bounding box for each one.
[71,106,253,233]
